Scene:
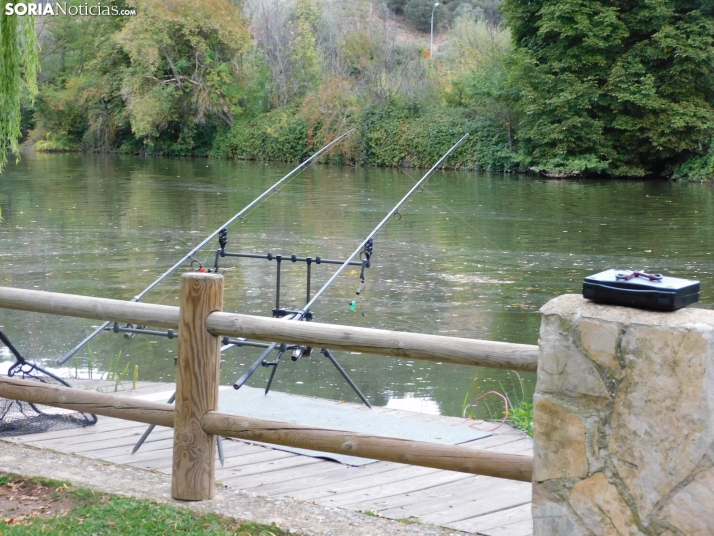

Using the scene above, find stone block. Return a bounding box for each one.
[533,395,588,482]
[661,466,714,535]
[533,500,577,535]
[539,314,611,401]
[536,295,714,535]
[609,326,714,521]
[579,320,622,379]
[569,472,642,536]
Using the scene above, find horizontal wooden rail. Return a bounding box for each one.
[0,375,174,427]
[0,286,180,329]
[208,312,538,371]
[0,286,538,371]
[0,376,533,482]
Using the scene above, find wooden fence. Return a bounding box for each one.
[0,274,537,500]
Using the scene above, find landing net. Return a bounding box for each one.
[0,331,97,437]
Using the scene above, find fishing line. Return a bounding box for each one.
[397,168,502,251]
[302,134,471,317]
[311,303,352,322]
[312,273,369,322]
[153,281,182,306]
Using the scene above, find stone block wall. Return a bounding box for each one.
[534,295,714,536]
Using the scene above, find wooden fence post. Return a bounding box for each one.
[172,272,224,501]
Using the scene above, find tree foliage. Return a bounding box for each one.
[251,0,323,108]
[35,4,131,151]
[394,0,504,30]
[0,11,38,171]
[448,18,517,149]
[117,0,251,140]
[446,0,504,26]
[405,0,450,33]
[503,0,714,176]
[387,0,409,16]
[14,0,714,180]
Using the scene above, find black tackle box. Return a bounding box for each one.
[583,269,700,311]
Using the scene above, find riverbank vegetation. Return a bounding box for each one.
[17,0,714,179]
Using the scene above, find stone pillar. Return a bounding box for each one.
[533,294,714,536]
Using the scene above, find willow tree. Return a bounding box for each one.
[503,0,714,177]
[0,12,39,172]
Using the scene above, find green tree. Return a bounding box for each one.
[251,0,323,108]
[405,0,449,33]
[35,3,131,151]
[0,11,38,171]
[446,0,504,26]
[503,0,714,177]
[451,18,517,149]
[387,0,409,15]
[289,0,323,99]
[116,0,251,145]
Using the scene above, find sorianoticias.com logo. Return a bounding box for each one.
[5,2,136,16]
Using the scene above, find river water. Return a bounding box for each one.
[1,152,713,417]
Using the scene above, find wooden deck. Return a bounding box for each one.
[3,380,533,535]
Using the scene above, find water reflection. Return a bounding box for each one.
[386,396,441,415]
[1,153,713,418]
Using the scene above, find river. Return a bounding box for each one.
[1,152,713,418]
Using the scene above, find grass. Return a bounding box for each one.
[106,350,132,392]
[0,474,291,535]
[397,516,421,524]
[71,346,136,392]
[499,371,534,437]
[462,371,534,437]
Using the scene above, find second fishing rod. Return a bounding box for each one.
[57,129,355,366]
[231,133,471,401]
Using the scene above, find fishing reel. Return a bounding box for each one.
[351,238,373,314]
[359,237,374,283]
[291,346,313,361]
[218,228,228,253]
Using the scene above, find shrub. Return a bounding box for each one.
[213,98,520,171]
[387,0,409,15]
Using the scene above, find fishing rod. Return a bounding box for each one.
[232,133,470,399]
[304,133,469,315]
[57,129,356,366]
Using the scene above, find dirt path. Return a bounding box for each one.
[0,441,458,536]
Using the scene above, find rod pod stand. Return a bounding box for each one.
[208,233,370,406]
[218,245,370,405]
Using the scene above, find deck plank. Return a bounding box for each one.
[448,503,533,534]
[18,426,149,450]
[249,463,404,498]
[1,380,532,535]
[217,456,333,485]
[282,465,454,502]
[472,518,535,536]
[391,480,531,525]
[316,472,474,508]
[223,459,340,490]
[343,473,498,512]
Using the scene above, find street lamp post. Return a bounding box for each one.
[430,2,439,59]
